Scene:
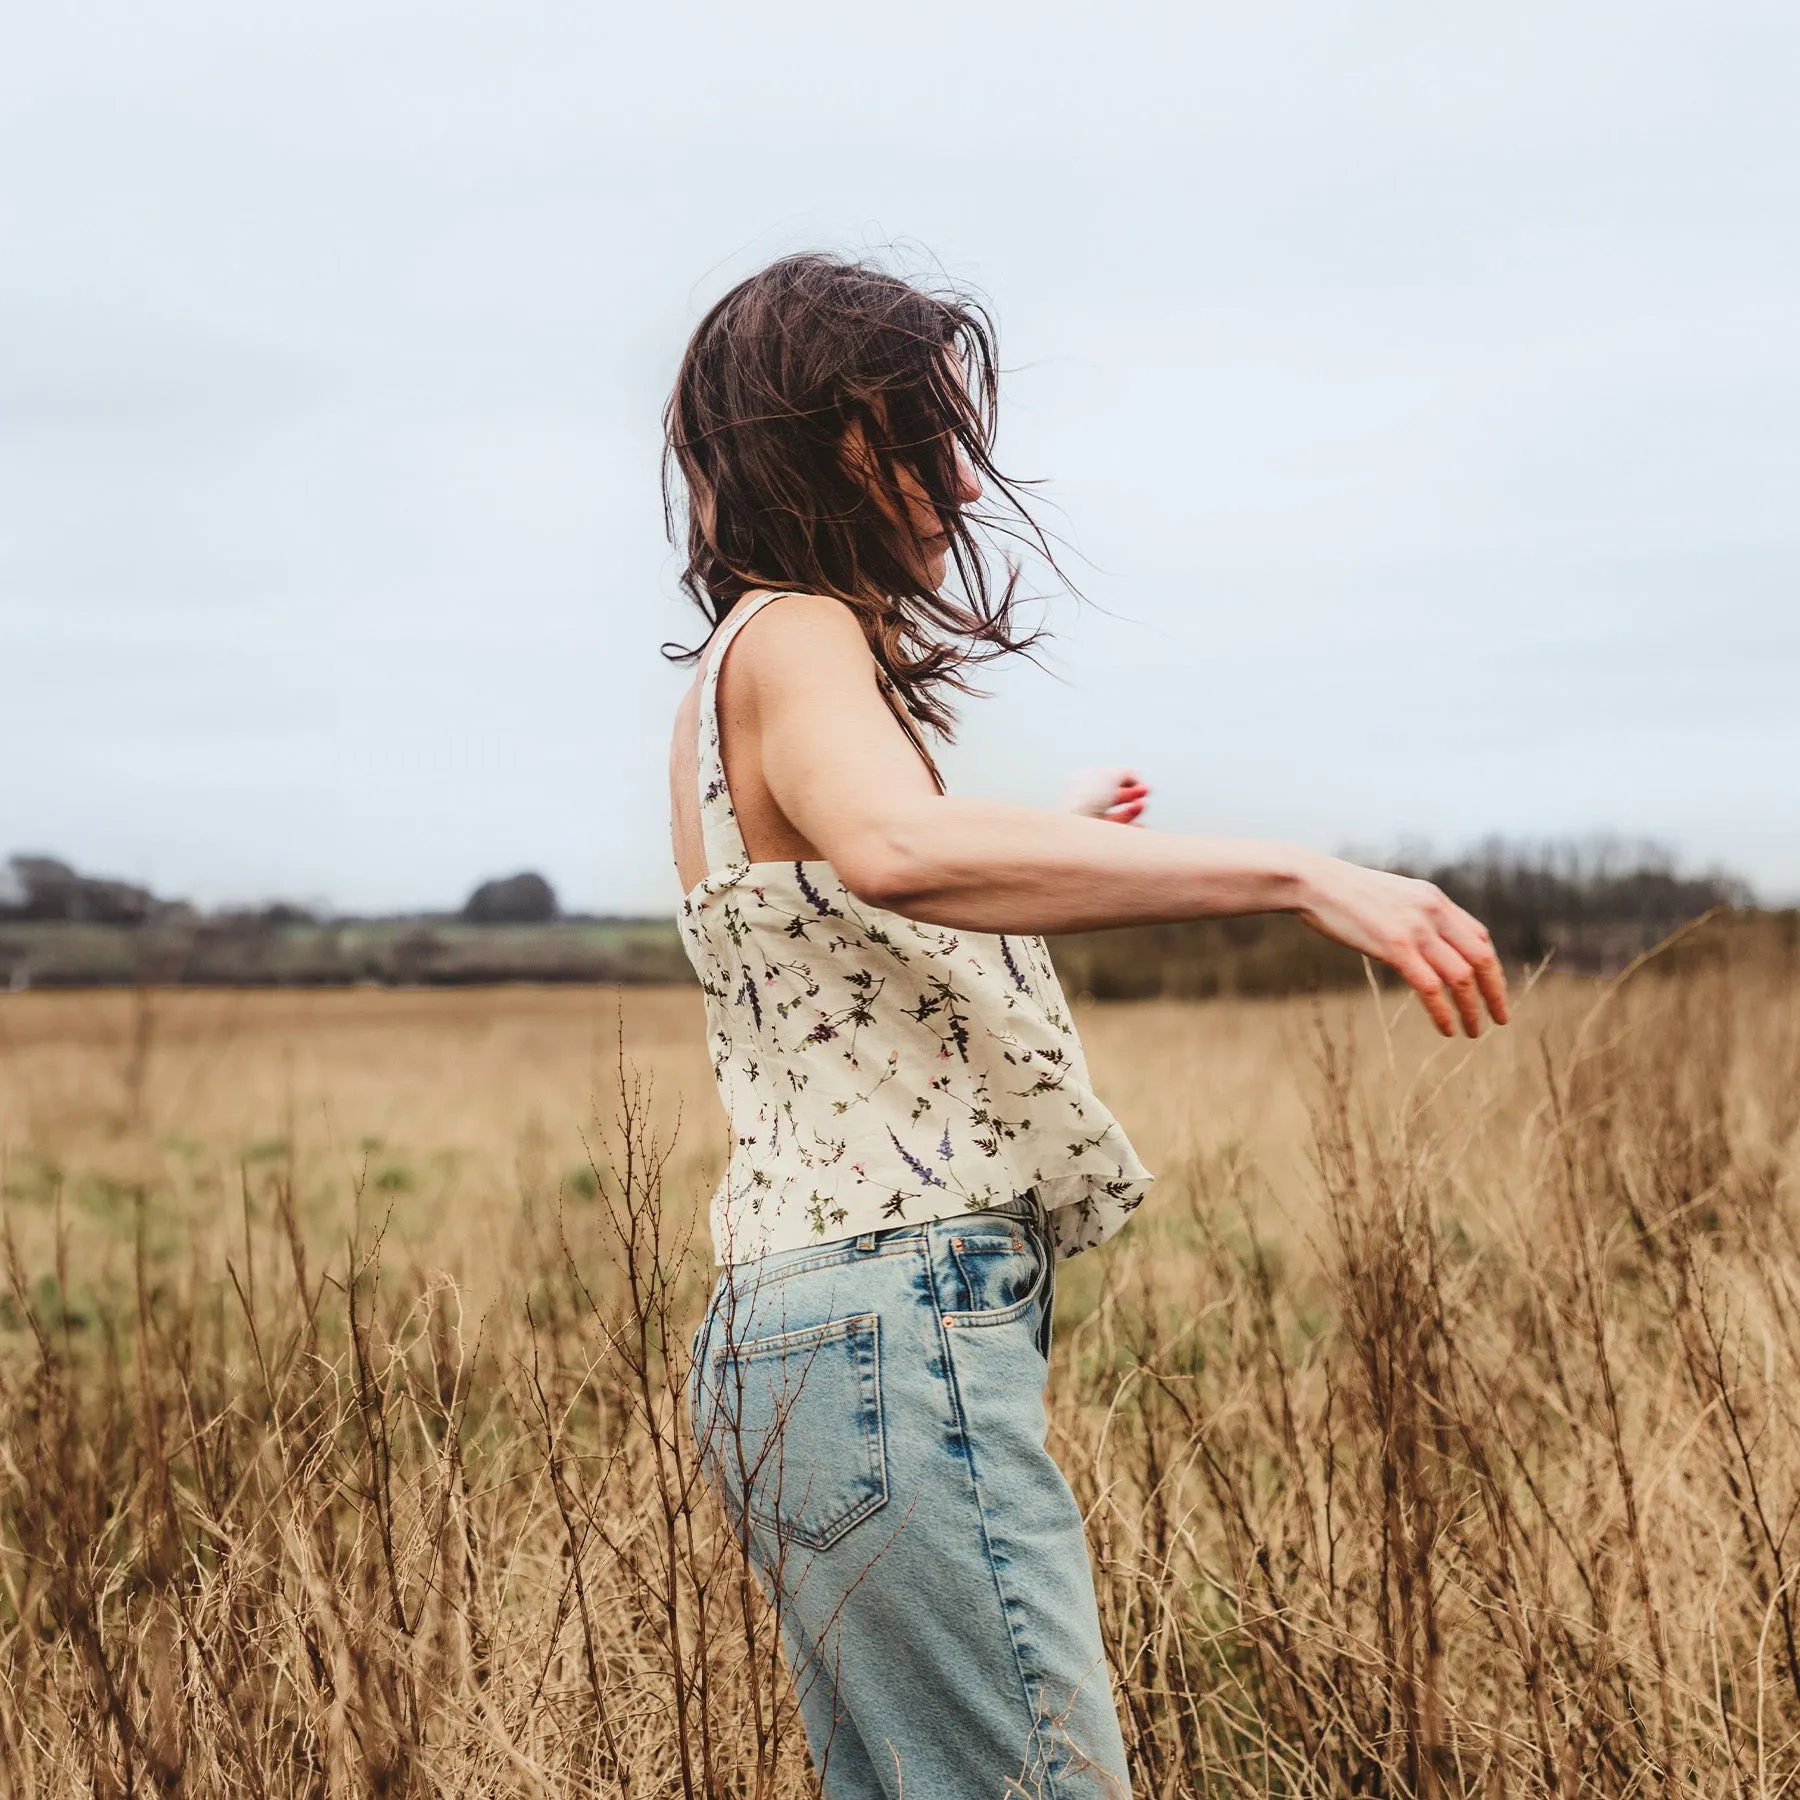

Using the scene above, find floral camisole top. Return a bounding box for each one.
[677,590,1153,1266]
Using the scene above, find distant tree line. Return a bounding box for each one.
[0,858,679,988]
[1406,838,1752,968]
[0,844,1775,993]
[1048,839,1758,1000]
[0,855,566,930]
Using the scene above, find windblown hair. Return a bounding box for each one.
[662,253,1054,740]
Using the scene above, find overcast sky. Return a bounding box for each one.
[5,1,1796,914]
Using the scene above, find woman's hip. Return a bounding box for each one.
[686,1196,1056,1549]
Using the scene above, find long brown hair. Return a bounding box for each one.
[662,253,1055,740]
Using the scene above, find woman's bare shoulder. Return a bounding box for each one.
[724,590,875,693]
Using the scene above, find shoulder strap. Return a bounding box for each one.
[694,590,791,876]
[874,665,948,797]
[694,589,949,877]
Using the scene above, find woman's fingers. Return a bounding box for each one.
[1394,950,1457,1036]
[1102,775,1150,826]
[1417,936,1483,1036]
[1061,767,1150,820]
[1439,909,1511,1026]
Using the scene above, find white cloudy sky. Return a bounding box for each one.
[5,1,1796,913]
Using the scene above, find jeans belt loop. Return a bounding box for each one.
[855,1230,879,1252]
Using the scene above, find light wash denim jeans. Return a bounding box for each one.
[688,1191,1132,1799]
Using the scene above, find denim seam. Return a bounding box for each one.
[938,1320,1067,1797]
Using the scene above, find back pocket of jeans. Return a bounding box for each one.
[704,1313,887,1553]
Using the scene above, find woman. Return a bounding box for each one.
[669,254,1507,1799]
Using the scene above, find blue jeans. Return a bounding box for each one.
[688,1192,1132,1798]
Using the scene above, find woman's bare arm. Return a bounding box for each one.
[732,594,1509,1036]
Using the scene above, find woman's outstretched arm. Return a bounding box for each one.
[733,593,1509,1037]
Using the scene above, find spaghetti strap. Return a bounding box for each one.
[694,590,792,879]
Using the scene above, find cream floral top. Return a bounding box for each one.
[678,590,1153,1266]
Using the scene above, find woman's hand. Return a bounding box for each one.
[1061,767,1150,825]
[1296,856,1511,1037]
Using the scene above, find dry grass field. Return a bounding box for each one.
[2,926,1798,1795]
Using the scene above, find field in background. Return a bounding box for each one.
[2,921,1799,1794]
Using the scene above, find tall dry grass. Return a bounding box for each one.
[1,926,1797,1796]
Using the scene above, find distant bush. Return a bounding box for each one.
[0,855,162,926]
[463,871,557,924]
